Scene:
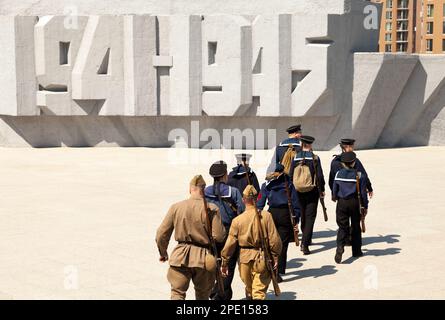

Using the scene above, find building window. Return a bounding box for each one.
[385,33,392,41]
[386,22,393,31]
[397,21,408,30]
[426,39,433,52]
[443,3,445,16]
[398,0,408,9]
[385,44,392,52]
[443,39,445,52]
[427,22,434,34]
[427,4,434,18]
[387,0,393,9]
[397,43,407,52]
[443,21,445,34]
[386,11,393,20]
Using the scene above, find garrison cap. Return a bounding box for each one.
[286,125,302,134]
[235,153,252,164]
[243,185,258,198]
[340,138,356,146]
[209,161,228,178]
[300,135,315,144]
[341,151,357,164]
[190,175,206,187]
[275,163,285,173]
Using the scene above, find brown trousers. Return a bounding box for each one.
[239,261,271,300]
[167,266,215,300]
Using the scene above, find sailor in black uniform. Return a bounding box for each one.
[257,163,301,281]
[332,152,369,264]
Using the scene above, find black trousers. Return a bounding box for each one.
[336,198,362,255]
[210,241,239,300]
[269,206,294,275]
[297,189,319,247]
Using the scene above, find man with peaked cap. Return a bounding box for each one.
[332,152,369,264]
[328,139,373,247]
[221,185,282,300]
[205,161,245,300]
[267,125,303,173]
[156,175,226,300]
[329,138,373,198]
[228,153,260,194]
[257,163,301,281]
[289,135,326,255]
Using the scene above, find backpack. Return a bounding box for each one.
[293,155,317,193]
[280,144,297,175]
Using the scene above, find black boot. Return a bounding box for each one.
[335,247,344,264]
[302,246,311,255]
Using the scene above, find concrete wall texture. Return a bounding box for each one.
[0,0,444,149]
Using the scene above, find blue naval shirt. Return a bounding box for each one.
[329,155,373,192]
[332,168,369,209]
[275,138,301,164]
[227,165,260,196]
[205,182,245,228]
[257,174,301,222]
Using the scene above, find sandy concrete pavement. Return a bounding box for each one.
[0,146,444,299]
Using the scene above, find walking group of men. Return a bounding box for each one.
[156,124,373,300]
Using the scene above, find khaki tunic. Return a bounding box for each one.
[156,195,226,269]
[221,206,282,265]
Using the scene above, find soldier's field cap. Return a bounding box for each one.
[286,125,302,134]
[235,153,252,163]
[341,151,357,164]
[190,175,206,187]
[243,185,258,198]
[300,135,315,144]
[209,161,228,178]
[340,138,356,146]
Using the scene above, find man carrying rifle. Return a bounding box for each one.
[329,138,373,247]
[156,175,226,300]
[257,163,301,282]
[221,185,282,300]
[290,136,326,255]
[332,152,369,264]
[205,161,245,300]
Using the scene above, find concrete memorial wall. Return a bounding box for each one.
[0,0,444,148]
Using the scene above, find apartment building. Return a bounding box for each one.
[372,0,445,53]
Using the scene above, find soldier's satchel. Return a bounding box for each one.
[204,252,217,272]
[280,144,297,175]
[253,251,267,273]
[293,156,316,193]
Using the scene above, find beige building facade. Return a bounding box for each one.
[373,0,445,53]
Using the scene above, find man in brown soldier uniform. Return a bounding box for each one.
[221,185,282,300]
[156,175,226,300]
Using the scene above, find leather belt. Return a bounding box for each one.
[179,241,211,250]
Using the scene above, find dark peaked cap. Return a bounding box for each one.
[209,161,228,178]
[340,138,356,146]
[341,151,357,164]
[286,125,302,134]
[300,135,315,144]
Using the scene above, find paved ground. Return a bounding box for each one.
[0,146,444,300]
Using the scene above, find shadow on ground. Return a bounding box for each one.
[310,232,401,256]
